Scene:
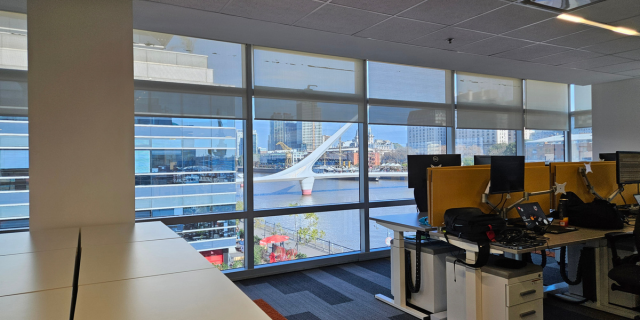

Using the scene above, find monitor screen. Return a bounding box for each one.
[616,151,640,185]
[407,154,461,188]
[490,156,525,194]
[600,153,616,161]
[474,155,492,165]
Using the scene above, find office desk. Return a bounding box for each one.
[0,288,72,320]
[369,214,436,319]
[0,227,78,256]
[74,269,271,320]
[79,237,213,286]
[0,248,76,297]
[80,221,179,247]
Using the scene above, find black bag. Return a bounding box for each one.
[560,192,624,230]
[444,207,506,268]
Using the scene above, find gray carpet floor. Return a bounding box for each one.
[236,258,629,320]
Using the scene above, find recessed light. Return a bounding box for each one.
[557,14,639,36]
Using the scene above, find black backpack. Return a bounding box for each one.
[560,192,624,230]
[444,207,506,268]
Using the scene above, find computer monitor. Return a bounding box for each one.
[600,153,616,161]
[489,156,525,194]
[616,151,640,185]
[407,154,462,188]
[474,155,492,165]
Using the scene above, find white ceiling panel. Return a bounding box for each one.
[589,61,640,73]
[582,37,640,55]
[502,18,589,42]
[493,44,570,61]
[572,0,640,23]
[295,4,389,35]
[530,50,603,66]
[617,68,640,77]
[455,4,555,35]
[221,0,324,25]
[545,28,625,49]
[148,0,229,12]
[458,36,533,56]
[614,48,640,60]
[355,17,445,43]
[410,27,493,50]
[331,0,423,15]
[561,55,633,70]
[399,0,507,26]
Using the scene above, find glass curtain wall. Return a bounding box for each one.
[524,80,568,162]
[570,85,593,161]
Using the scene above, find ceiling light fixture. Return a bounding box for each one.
[557,14,639,36]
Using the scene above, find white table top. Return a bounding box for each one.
[78,238,213,286]
[0,227,79,256]
[80,222,179,247]
[0,248,76,297]
[74,269,271,320]
[370,213,435,232]
[0,288,72,320]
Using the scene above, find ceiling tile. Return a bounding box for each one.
[614,48,640,60]
[571,0,640,23]
[149,0,230,12]
[458,36,532,56]
[355,18,445,43]
[617,68,640,77]
[399,0,507,26]
[560,55,633,70]
[614,15,640,31]
[455,4,555,35]
[410,27,493,50]
[582,37,640,55]
[502,18,588,42]
[589,61,640,73]
[493,44,570,61]
[221,0,324,25]
[530,50,603,66]
[295,4,389,35]
[331,0,422,15]
[545,28,625,49]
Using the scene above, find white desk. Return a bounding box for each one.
[0,248,76,297]
[0,288,72,320]
[78,237,213,286]
[74,269,271,320]
[369,213,436,319]
[0,227,78,256]
[80,221,179,247]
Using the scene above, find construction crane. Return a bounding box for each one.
[276,142,293,167]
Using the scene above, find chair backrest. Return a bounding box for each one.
[634,219,640,252]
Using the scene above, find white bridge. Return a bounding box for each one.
[254,123,406,195]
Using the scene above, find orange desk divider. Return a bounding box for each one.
[427,165,551,228]
[551,162,636,207]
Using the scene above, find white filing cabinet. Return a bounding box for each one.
[481,258,544,320]
[446,255,468,320]
[391,240,458,313]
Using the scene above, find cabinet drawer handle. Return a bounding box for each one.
[520,310,536,318]
[520,290,536,297]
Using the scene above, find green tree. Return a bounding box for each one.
[462,157,474,166]
[254,245,266,265]
[489,142,516,156]
[296,212,326,245]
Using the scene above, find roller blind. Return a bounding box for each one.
[525,80,569,131]
[134,87,244,119]
[573,85,592,128]
[456,72,523,130]
[253,47,364,122]
[368,62,453,126]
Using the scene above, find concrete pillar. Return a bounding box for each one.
[28,0,134,229]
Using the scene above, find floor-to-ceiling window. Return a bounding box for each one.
[524,80,568,163]
[570,85,593,161]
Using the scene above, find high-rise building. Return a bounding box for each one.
[253,130,258,155]
[407,127,447,154]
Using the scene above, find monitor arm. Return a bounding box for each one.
[578,166,624,202]
[482,181,567,219]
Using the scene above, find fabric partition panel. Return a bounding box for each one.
[573,85,592,128]
[456,72,523,130]
[525,80,569,131]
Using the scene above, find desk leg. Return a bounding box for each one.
[464,251,483,320]
[375,230,430,319]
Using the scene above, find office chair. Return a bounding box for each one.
[605,221,640,320]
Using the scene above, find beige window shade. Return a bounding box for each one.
[456,72,523,130]
[525,80,569,131]
[254,98,360,123]
[573,85,592,128]
[134,88,244,119]
[368,62,452,126]
[0,80,27,117]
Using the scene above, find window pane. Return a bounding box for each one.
[253,120,359,209]
[253,210,359,265]
[455,129,517,165]
[525,130,565,162]
[167,219,244,270]
[370,206,417,250]
[135,117,243,218]
[369,125,446,201]
[571,117,592,161]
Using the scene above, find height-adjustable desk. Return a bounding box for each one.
[369,213,436,319]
